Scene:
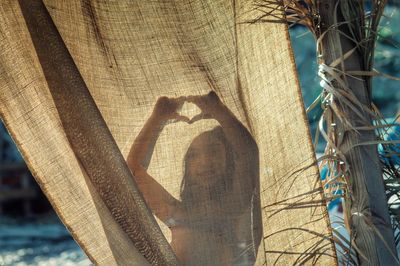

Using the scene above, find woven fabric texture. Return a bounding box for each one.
[0,0,336,265]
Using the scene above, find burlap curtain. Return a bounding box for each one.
[0,0,336,265]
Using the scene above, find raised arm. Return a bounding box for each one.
[189,92,262,260]
[187,92,259,198]
[127,96,188,221]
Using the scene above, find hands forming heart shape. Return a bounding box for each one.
[153,91,221,124]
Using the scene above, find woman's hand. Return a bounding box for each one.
[152,96,190,123]
[187,91,222,124]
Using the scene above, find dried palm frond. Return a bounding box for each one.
[253,0,400,264]
[251,0,318,32]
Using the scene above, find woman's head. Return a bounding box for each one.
[180,126,234,205]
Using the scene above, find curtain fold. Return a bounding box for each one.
[0,0,336,264]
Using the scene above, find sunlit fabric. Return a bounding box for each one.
[0,0,336,265]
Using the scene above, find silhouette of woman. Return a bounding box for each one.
[127,92,262,265]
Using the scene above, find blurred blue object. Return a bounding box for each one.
[1,122,23,163]
[0,216,91,266]
[379,123,400,165]
[320,166,343,211]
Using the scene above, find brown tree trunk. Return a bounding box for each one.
[318,1,398,265]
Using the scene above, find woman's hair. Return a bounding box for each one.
[180,126,235,207]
